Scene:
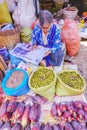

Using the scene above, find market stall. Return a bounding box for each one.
[0,0,87,129]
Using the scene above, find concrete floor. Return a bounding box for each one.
[70,41,87,100]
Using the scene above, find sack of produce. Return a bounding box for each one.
[61,20,81,56]
[1,68,29,96]
[56,70,86,96]
[0,0,12,24]
[20,27,32,43]
[29,67,56,101]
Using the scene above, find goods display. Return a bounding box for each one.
[51,100,87,124]
[0,93,86,129]
[30,67,55,88]
[56,70,85,96]
[58,71,84,89]
[29,67,56,101]
[0,0,87,129]
[0,96,41,129]
[2,68,29,96]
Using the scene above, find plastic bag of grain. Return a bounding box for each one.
[29,67,57,101]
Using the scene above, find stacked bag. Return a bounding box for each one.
[20,27,32,43]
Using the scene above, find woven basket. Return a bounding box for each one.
[0,25,20,50]
[63,7,78,20]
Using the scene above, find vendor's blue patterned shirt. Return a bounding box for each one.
[32,23,62,52]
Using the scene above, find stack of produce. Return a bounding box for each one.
[0,98,87,129]
[56,70,86,96]
[20,27,32,43]
[51,100,87,129]
[0,99,41,129]
[29,67,56,101]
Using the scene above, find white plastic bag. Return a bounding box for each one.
[12,0,37,28]
[6,0,17,13]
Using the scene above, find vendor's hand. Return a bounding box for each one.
[44,50,51,57]
[30,44,37,51]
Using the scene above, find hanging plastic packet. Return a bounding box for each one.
[1,23,14,31]
[0,47,10,61]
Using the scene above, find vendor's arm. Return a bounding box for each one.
[31,25,39,50]
[30,44,37,50]
[32,24,42,45]
[44,50,51,57]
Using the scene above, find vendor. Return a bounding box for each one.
[32,10,64,67]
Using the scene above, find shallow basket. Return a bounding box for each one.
[0,25,20,50]
[63,7,78,20]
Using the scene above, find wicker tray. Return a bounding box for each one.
[0,25,20,50]
[63,7,78,20]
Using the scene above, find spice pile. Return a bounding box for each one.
[6,71,24,88]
